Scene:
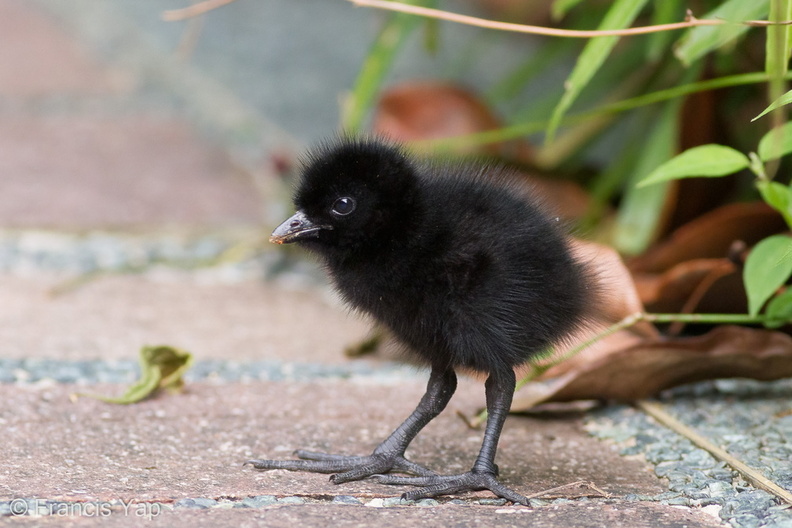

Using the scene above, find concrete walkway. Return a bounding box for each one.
[0,1,728,526]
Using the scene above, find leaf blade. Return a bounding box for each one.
[757,180,792,228]
[613,100,681,255]
[755,89,792,122]
[765,288,792,327]
[546,0,648,142]
[638,144,750,187]
[744,234,792,316]
[758,121,792,160]
[72,345,193,404]
[675,0,770,66]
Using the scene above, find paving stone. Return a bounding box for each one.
[0,0,120,97]
[2,381,663,502]
[0,115,265,229]
[0,274,368,363]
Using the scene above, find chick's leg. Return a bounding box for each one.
[246,366,457,483]
[372,368,529,505]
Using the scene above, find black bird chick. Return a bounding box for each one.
[248,139,594,504]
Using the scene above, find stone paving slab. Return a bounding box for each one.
[0,0,120,97]
[0,274,368,363]
[3,381,662,502]
[0,115,264,229]
[1,382,726,527]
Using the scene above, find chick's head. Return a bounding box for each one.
[271,140,421,255]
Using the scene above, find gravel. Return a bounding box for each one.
[0,358,424,385]
[0,228,325,287]
[586,378,792,528]
[0,230,252,274]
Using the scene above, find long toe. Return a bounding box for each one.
[373,472,529,506]
[246,450,434,483]
[245,457,354,474]
[294,450,365,463]
[330,454,433,484]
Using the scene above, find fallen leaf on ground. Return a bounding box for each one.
[511,326,792,411]
[71,345,193,404]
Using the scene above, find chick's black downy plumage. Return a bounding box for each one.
[248,139,594,504]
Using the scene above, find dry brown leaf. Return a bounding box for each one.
[628,201,785,317]
[511,326,792,411]
[372,81,533,160]
[629,201,786,274]
[633,258,747,314]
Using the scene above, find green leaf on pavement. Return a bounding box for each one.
[72,345,193,405]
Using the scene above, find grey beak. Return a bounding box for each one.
[270,211,331,244]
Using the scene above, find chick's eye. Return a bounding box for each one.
[331,197,356,216]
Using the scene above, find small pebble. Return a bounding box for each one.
[728,513,762,528]
[764,518,792,528]
[478,498,507,506]
[276,497,305,505]
[331,496,362,505]
[383,497,412,507]
[238,495,277,508]
[174,498,217,509]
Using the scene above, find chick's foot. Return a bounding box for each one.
[371,471,529,505]
[245,449,436,484]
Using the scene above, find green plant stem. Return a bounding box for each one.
[419,72,792,152]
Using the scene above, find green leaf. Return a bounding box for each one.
[765,288,792,327]
[613,99,682,255]
[72,345,193,404]
[744,234,792,316]
[637,144,750,187]
[757,180,792,228]
[675,0,769,66]
[758,122,792,161]
[546,0,648,143]
[754,89,792,122]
